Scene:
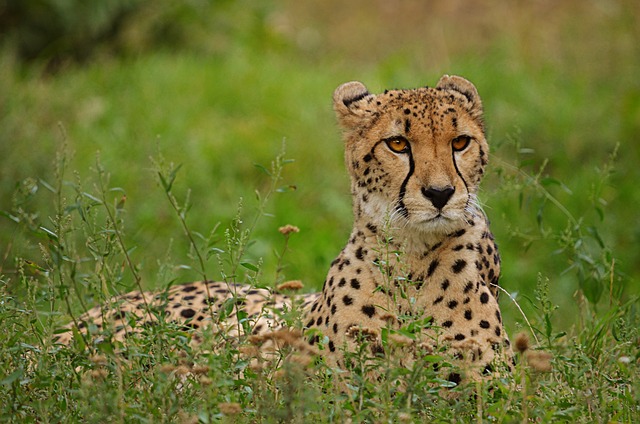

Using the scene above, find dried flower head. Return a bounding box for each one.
[388,333,413,347]
[174,365,190,376]
[268,328,304,347]
[527,350,553,372]
[278,225,300,235]
[397,412,412,423]
[218,402,242,415]
[514,332,530,354]
[239,345,261,356]
[378,312,398,325]
[176,412,199,424]
[159,364,177,374]
[289,352,313,367]
[346,325,379,341]
[276,280,304,291]
[192,365,210,375]
[90,368,108,380]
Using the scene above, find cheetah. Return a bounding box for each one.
[55,75,512,378]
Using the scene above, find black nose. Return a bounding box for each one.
[422,186,455,210]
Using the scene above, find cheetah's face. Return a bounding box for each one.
[333,75,489,236]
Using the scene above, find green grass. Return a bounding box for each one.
[1,1,639,422]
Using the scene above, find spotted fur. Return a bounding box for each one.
[55,75,512,378]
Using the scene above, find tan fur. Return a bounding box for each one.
[55,76,512,379]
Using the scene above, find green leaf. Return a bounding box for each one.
[0,368,23,386]
[579,276,603,305]
[39,226,58,241]
[0,211,20,223]
[586,226,605,249]
[240,262,259,272]
[158,164,182,192]
[82,192,103,204]
[253,163,271,176]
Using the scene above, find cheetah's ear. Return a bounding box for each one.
[436,75,483,117]
[333,81,375,131]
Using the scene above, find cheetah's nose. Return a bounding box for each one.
[421,186,455,210]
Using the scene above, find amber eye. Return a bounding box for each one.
[385,137,410,153]
[452,135,471,152]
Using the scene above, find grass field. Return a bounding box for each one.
[1,1,639,422]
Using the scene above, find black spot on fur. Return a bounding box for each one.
[448,372,462,385]
[463,281,474,293]
[452,259,467,274]
[361,305,376,318]
[350,279,361,289]
[480,292,489,304]
[464,309,472,320]
[180,308,196,319]
[338,259,351,271]
[442,320,453,328]
[479,320,490,329]
[371,343,385,356]
[447,300,459,309]
[427,259,439,277]
[454,333,466,341]
[111,310,127,320]
[343,295,353,306]
[181,285,198,292]
[441,279,450,291]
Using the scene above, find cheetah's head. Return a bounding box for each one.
[333,75,488,238]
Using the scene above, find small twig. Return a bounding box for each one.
[96,161,152,323]
[492,284,540,345]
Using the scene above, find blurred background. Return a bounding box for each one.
[0,0,638,332]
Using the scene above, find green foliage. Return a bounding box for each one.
[0,0,278,68]
[0,1,639,422]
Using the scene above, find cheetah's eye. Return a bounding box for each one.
[452,135,471,152]
[385,137,410,154]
